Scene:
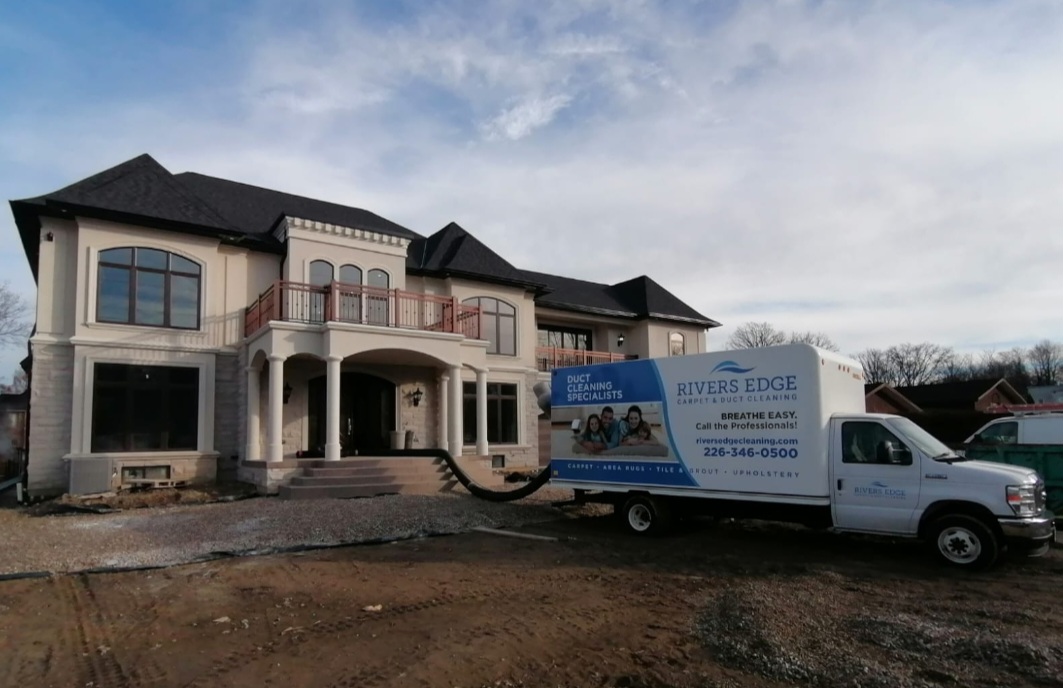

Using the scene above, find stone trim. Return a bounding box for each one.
[276,216,412,248]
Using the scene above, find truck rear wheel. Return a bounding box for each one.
[621,495,672,536]
[928,515,999,570]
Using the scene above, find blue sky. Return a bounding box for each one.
[2,0,1062,383]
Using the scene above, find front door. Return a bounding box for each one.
[308,373,396,454]
[830,419,921,534]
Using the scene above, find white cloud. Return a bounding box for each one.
[2,0,1063,378]
[481,94,573,141]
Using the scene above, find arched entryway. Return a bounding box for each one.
[307,373,396,454]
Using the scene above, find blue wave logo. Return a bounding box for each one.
[871,481,889,488]
[710,360,756,375]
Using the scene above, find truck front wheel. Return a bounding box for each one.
[622,495,672,536]
[928,515,999,570]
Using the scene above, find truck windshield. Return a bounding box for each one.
[885,417,960,460]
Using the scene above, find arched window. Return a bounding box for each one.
[366,269,390,325]
[309,260,333,286]
[338,264,362,284]
[463,297,516,356]
[336,265,363,321]
[669,332,685,356]
[97,247,201,329]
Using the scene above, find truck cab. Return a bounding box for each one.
[830,413,1054,567]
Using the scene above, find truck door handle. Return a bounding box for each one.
[837,479,843,490]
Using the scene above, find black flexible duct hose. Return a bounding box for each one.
[339,449,553,502]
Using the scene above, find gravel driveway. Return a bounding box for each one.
[0,488,577,575]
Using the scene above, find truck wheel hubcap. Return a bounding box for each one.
[938,527,981,563]
[628,504,652,531]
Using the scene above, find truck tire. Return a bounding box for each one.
[928,514,999,570]
[621,495,672,536]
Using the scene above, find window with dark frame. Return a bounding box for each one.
[462,382,518,444]
[97,248,201,329]
[462,297,516,355]
[91,363,200,452]
[537,325,593,351]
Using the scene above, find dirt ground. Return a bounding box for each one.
[1,512,1061,688]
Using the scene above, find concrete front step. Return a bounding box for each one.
[278,479,460,500]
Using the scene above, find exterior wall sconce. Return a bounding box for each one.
[617,333,625,347]
[283,382,292,404]
[408,387,424,407]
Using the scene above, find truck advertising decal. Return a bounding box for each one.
[549,347,849,497]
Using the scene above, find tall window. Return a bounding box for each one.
[537,325,592,351]
[336,265,363,321]
[366,269,390,325]
[91,363,199,452]
[670,332,686,356]
[463,382,518,444]
[97,248,201,329]
[464,297,516,355]
[308,260,333,285]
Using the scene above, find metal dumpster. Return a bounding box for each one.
[964,443,1063,515]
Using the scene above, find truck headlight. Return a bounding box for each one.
[1006,484,1041,517]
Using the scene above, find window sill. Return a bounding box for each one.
[65,450,219,460]
[462,444,530,451]
[84,322,207,337]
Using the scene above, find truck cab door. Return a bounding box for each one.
[830,419,922,534]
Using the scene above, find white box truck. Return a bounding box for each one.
[548,344,1056,569]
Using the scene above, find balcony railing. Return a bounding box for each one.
[245,281,481,339]
[535,346,635,372]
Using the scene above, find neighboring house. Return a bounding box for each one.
[1029,385,1063,404]
[894,379,1028,413]
[0,390,28,481]
[864,383,921,415]
[10,154,720,497]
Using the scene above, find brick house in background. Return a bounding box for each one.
[9,154,720,498]
[894,379,1028,413]
[864,383,922,415]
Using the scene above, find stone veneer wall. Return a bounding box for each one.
[214,352,242,476]
[26,343,74,496]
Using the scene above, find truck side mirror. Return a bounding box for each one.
[570,419,582,434]
[876,441,912,465]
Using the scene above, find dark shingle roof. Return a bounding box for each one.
[409,222,546,290]
[523,270,720,327]
[894,379,1026,410]
[175,172,421,240]
[20,154,235,232]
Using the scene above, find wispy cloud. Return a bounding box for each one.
[481,94,573,141]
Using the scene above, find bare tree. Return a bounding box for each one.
[935,348,976,383]
[0,283,30,349]
[788,330,840,352]
[0,368,27,394]
[855,348,895,385]
[727,322,787,349]
[977,347,1030,387]
[887,343,949,387]
[1027,339,1062,386]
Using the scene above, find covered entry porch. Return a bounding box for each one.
[244,324,492,464]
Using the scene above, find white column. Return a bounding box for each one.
[325,356,342,461]
[475,369,489,456]
[439,373,449,453]
[245,366,261,461]
[267,354,286,462]
[448,364,463,455]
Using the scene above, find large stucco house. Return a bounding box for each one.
[9,154,720,498]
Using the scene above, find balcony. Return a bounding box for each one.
[535,346,635,372]
[245,281,481,339]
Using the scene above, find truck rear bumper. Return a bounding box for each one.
[997,514,1056,550]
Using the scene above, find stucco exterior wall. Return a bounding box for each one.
[284,224,410,291]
